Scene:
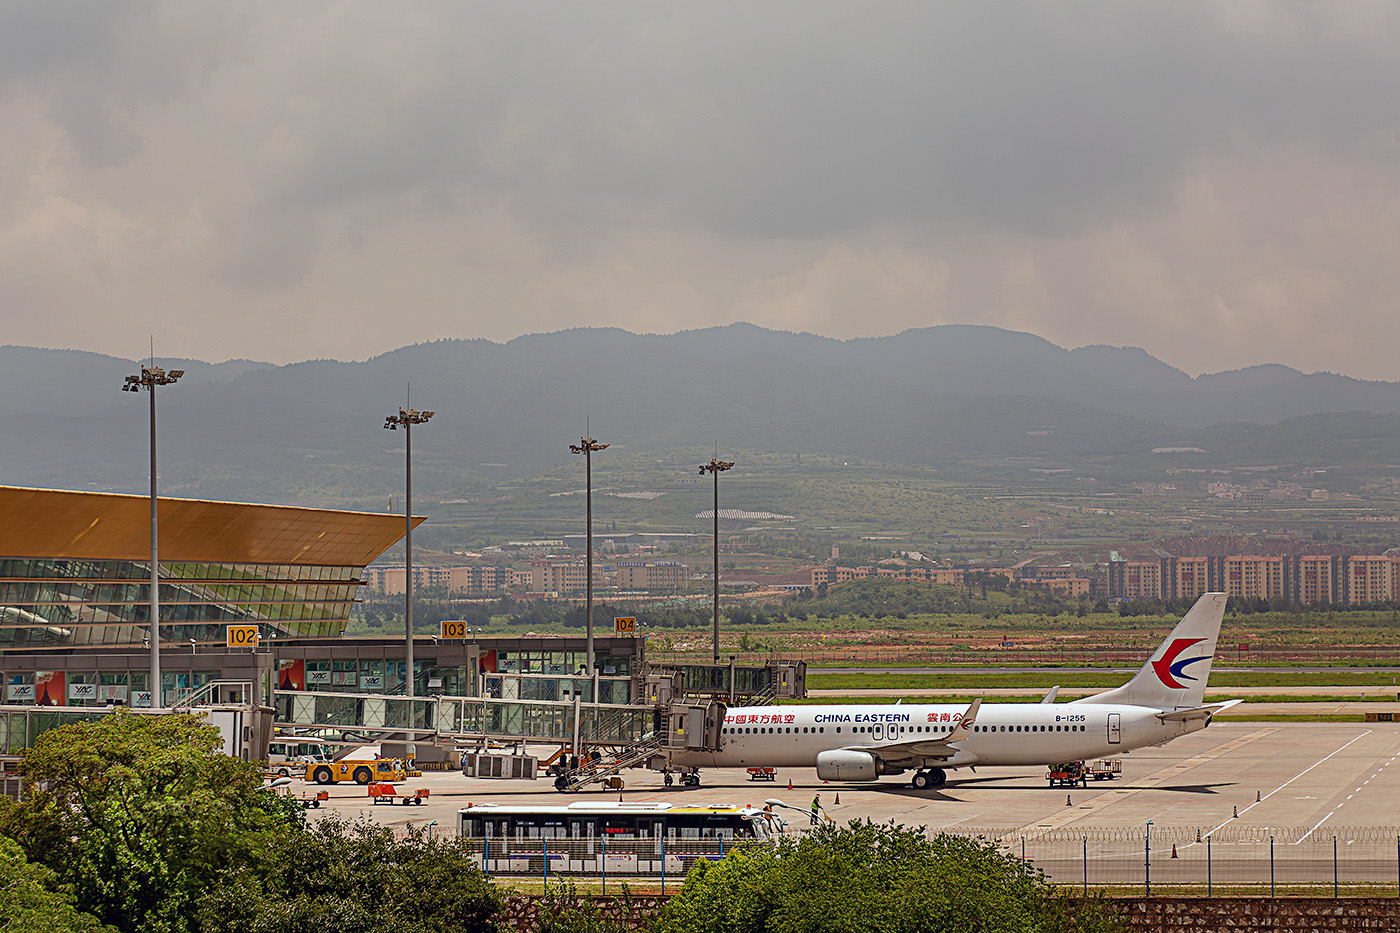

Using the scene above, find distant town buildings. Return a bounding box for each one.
[364,559,691,597]
[364,564,512,595]
[1107,553,1400,605]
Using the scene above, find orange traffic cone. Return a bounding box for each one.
[1171,844,1178,859]
[1066,794,1072,807]
[788,778,793,790]
[834,792,840,805]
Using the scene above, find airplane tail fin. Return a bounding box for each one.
[1070,592,1228,710]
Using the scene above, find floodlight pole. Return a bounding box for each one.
[570,436,609,672]
[121,363,185,707]
[384,403,435,699]
[700,457,735,664]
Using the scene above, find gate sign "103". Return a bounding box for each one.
[225,624,259,648]
[440,620,467,639]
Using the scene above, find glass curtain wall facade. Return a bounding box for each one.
[0,558,361,649]
[0,485,419,655]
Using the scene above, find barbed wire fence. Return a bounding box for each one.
[947,826,1400,894]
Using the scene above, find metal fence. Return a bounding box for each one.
[951,826,1400,893]
[414,824,1400,894]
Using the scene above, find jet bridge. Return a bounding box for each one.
[549,698,728,793]
[270,690,653,750]
[0,658,770,787]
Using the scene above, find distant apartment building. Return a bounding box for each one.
[1221,555,1286,601]
[1346,555,1397,604]
[1025,565,1080,581]
[1295,555,1340,604]
[1170,556,1211,601]
[1107,560,1163,600]
[364,563,512,591]
[1030,577,1090,598]
[1133,482,1177,497]
[365,564,512,595]
[530,560,600,594]
[614,561,690,590]
[1106,552,1400,605]
[812,565,965,587]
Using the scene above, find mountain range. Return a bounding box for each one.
[5,325,1400,506]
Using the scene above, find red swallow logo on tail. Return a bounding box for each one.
[1152,637,1209,689]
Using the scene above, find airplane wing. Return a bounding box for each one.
[848,698,981,762]
[1156,699,1243,722]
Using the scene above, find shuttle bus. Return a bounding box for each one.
[266,736,334,777]
[457,801,779,875]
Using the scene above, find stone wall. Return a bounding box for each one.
[497,893,670,932]
[1112,897,1400,932]
[496,894,1400,932]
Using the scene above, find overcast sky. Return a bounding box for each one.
[2,2,1399,377]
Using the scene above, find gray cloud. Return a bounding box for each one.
[2,2,1400,378]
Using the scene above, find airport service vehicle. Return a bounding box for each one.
[267,737,334,777]
[307,757,407,785]
[1087,758,1122,781]
[670,592,1237,791]
[1046,762,1088,787]
[369,783,430,805]
[457,801,779,875]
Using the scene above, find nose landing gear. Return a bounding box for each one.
[911,768,947,790]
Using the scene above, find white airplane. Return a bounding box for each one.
[671,592,1237,790]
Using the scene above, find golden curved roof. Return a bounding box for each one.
[0,486,422,566]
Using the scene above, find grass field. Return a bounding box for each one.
[807,671,1400,691]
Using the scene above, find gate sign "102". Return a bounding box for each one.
[225,624,259,648]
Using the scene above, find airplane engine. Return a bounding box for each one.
[815,749,879,782]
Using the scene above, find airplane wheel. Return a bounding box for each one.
[927,768,947,788]
[911,772,931,790]
[553,775,569,792]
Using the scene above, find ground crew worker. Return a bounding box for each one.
[810,793,821,827]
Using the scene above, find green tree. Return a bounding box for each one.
[654,820,1121,933]
[3,710,303,933]
[196,817,501,933]
[0,836,114,933]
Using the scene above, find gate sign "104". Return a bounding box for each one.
[225,624,259,648]
[614,617,636,634]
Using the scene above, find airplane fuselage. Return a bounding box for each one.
[670,701,1207,773]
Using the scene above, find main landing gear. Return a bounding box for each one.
[911,768,947,790]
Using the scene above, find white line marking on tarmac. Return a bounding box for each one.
[1299,809,1337,843]
[1203,731,1372,839]
[1043,729,1276,836]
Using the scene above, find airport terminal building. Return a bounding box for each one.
[0,485,421,706]
[0,486,646,710]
